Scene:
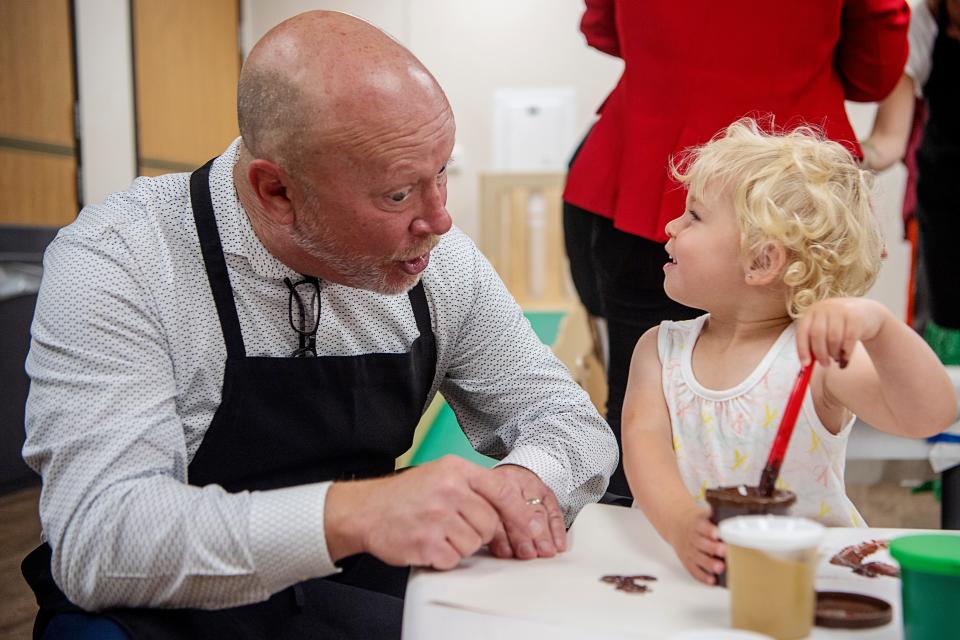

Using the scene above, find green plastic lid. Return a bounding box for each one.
[889,534,960,577]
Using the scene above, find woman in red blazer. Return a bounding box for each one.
[563,0,909,498]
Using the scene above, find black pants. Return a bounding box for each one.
[916,200,960,329]
[562,202,700,498]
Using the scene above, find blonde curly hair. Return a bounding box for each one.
[670,118,884,318]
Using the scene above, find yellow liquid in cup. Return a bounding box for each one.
[727,545,816,640]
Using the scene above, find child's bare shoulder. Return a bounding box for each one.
[636,325,661,355]
[628,327,662,374]
[636,318,698,365]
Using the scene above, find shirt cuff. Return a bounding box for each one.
[248,482,339,596]
[496,445,572,522]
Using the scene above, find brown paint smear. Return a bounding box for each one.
[600,574,657,594]
[830,540,900,578]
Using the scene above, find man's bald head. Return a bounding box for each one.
[237,11,451,173]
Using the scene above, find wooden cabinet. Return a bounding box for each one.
[132,0,240,176]
[0,0,78,226]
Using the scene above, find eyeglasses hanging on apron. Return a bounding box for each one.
[284,276,321,357]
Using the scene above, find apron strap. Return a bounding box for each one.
[407,281,431,338]
[190,159,246,358]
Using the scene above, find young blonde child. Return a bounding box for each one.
[621,119,957,585]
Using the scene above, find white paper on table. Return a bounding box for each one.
[414,503,730,637]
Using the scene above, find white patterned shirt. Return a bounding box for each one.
[658,315,864,528]
[23,139,617,611]
[905,0,938,95]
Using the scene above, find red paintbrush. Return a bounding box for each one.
[758,362,815,497]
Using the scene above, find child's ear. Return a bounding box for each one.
[744,242,786,286]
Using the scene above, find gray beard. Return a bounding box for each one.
[290,217,414,296]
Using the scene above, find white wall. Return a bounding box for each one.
[74,0,137,205]
[847,102,910,320]
[241,0,409,50]
[404,0,622,241]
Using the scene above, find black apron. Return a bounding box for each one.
[23,159,437,639]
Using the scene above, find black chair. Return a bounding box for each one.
[599,491,632,508]
[0,224,59,495]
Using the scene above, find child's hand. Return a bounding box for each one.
[795,298,889,368]
[668,505,725,585]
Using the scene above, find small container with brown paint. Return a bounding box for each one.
[706,485,796,586]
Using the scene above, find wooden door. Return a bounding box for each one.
[0,0,78,227]
[132,0,240,176]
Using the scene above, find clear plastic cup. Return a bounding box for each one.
[719,515,824,640]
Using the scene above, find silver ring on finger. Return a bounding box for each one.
[526,497,543,506]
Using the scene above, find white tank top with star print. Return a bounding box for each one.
[658,314,865,527]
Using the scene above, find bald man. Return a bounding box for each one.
[21,11,616,639]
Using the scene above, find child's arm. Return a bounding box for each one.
[622,327,725,584]
[796,297,957,438]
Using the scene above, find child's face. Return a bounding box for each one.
[663,181,746,310]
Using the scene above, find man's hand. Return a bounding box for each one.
[480,464,566,560]
[324,456,565,570]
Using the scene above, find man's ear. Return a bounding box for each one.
[745,242,787,286]
[247,159,295,225]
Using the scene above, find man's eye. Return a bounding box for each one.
[389,191,410,203]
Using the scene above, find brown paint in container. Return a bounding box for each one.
[706,485,796,586]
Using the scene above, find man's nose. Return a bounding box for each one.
[413,185,452,236]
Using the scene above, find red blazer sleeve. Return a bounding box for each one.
[836,0,910,102]
[580,0,621,58]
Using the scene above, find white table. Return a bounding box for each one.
[403,503,950,639]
